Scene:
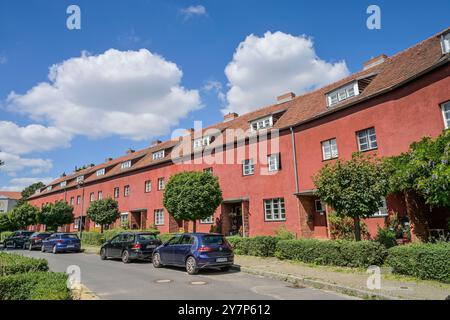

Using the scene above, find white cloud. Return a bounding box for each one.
[0,121,71,155]
[7,49,201,140]
[0,152,52,176]
[180,5,207,19]
[1,177,54,192]
[203,80,226,102]
[222,31,350,115]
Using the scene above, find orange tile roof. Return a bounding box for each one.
[0,191,22,200]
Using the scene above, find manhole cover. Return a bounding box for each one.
[400,286,409,290]
[155,279,172,283]
[287,284,306,289]
[190,281,207,285]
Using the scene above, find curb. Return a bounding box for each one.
[231,265,399,300]
[72,284,100,300]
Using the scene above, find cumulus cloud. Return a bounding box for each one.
[180,5,207,19]
[0,121,71,155]
[222,31,350,115]
[7,49,201,140]
[203,80,226,102]
[1,177,54,192]
[0,151,52,176]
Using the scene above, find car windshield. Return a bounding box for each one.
[30,232,39,237]
[39,233,52,237]
[61,234,79,239]
[137,234,157,241]
[23,232,34,236]
[202,235,225,245]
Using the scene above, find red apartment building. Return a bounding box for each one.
[28,28,450,239]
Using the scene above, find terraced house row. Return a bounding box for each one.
[28,28,450,238]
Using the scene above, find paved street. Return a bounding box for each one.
[4,248,352,300]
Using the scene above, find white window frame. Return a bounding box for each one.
[98,191,103,200]
[47,185,52,191]
[193,136,211,149]
[264,198,286,221]
[70,197,74,205]
[114,187,120,198]
[372,197,388,217]
[96,168,105,176]
[200,215,214,224]
[152,150,165,160]
[60,181,67,188]
[268,154,280,172]
[326,82,359,107]
[321,138,339,160]
[120,213,129,227]
[243,159,255,176]
[74,218,80,230]
[250,116,273,131]
[145,180,152,193]
[315,200,325,213]
[121,160,131,169]
[76,176,84,184]
[90,193,95,202]
[155,209,164,226]
[357,127,378,151]
[124,185,130,197]
[158,178,165,191]
[77,196,81,205]
[441,32,450,54]
[441,101,450,129]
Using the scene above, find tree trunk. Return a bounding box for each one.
[193,220,197,233]
[353,217,361,241]
[100,224,104,234]
[404,189,429,242]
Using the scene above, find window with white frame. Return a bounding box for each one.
[264,198,286,221]
[357,127,378,151]
[321,138,339,160]
[326,82,359,107]
[60,181,67,188]
[200,215,214,224]
[120,213,129,227]
[193,136,211,149]
[268,154,280,172]
[114,187,119,198]
[47,185,52,191]
[158,178,165,190]
[77,196,81,204]
[70,197,74,205]
[121,160,131,169]
[441,32,450,54]
[76,175,84,184]
[250,116,273,131]
[90,192,95,202]
[243,159,254,176]
[152,150,165,160]
[96,168,105,176]
[155,209,164,225]
[74,218,80,230]
[124,185,130,197]
[372,197,388,217]
[203,167,213,174]
[315,200,325,212]
[145,180,152,193]
[441,101,450,129]
[98,191,103,200]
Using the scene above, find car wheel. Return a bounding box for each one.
[52,245,58,254]
[121,250,130,264]
[220,266,231,272]
[100,248,107,260]
[186,256,198,275]
[152,253,163,268]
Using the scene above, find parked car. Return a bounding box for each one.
[3,231,35,249]
[41,233,81,254]
[100,232,162,263]
[23,232,53,250]
[152,233,234,275]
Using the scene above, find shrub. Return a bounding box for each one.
[328,214,371,241]
[79,231,105,246]
[375,226,397,248]
[226,236,243,249]
[275,239,387,268]
[0,253,49,276]
[226,236,280,257]
[0,231,13,243]
[386,242,450,283]
[275,225,296,240]
[0,272,71,300]
[159,233,176,243]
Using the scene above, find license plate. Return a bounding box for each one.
[67,245,75,248]
[146,245,156,249]
[216,258,227,263]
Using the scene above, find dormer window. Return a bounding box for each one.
[46,185,52,191]
[250,116,273,131]
[193,136,211,149]
[96,168,105,176]
[60,181,67,188]
[152,150,165,160]
[441,32,450,54]
[76,175,84,184]
[121,160,131,169]
[326,82,359,107]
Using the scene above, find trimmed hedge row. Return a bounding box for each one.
[0,272,71,300]
[386,242,450,283]
[0,231,13,243]
[0,252,49,276]
[275,239,387,268]
[80,228,161,246]
[227,236,279,257]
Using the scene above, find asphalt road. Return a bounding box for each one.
[4,248,352,300]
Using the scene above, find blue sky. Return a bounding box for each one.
[0,0,449,191]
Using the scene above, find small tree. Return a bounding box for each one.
[9,202,39,230]
[17,182,45,206]
[0,213,13,232]
[87,198,120,233]
[38,201,74,231]
[314,153,389,241]
[163,171,223,232]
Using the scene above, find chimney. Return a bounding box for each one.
[277,92,296,104]
[151,140,162,147]
[184,128,194,136]
[363,54,387,70]
[126,148,135,154]
[105,157,113,162]
[223,112,239,122]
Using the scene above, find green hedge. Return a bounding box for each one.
[226,236,280,257]
[0,253,49,276]
[386,242,450,283]
[0,231,13,243]
[159,233,176,243]
[0,272,71,300]
[80,228,162,246]
[275,239,387,268]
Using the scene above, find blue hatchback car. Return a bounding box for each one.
[42,233,81,254]
[152,233,234,274]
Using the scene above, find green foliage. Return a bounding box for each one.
[375,227,397,249]
[159,233,176,243]
[0,214,13,232]
[16,182,45,206]
[9,202,39,229]
[275,239,387,268]
[226,236,280,257]
[38,201,74,231]
[314,153,389,240]
[0,272,71,300]
[87,198,120,232]
[80,228,162,246]
[274,225,296,240]
[328,213,370,240]
[0,253,49,276]
[0,231,13,242]
[386,242,450,283]
[163,171,222,229]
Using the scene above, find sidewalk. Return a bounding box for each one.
[234,255,450,300]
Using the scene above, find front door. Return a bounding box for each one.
[229,205,243,236]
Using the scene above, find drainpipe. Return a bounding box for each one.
[290,127,299,194]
